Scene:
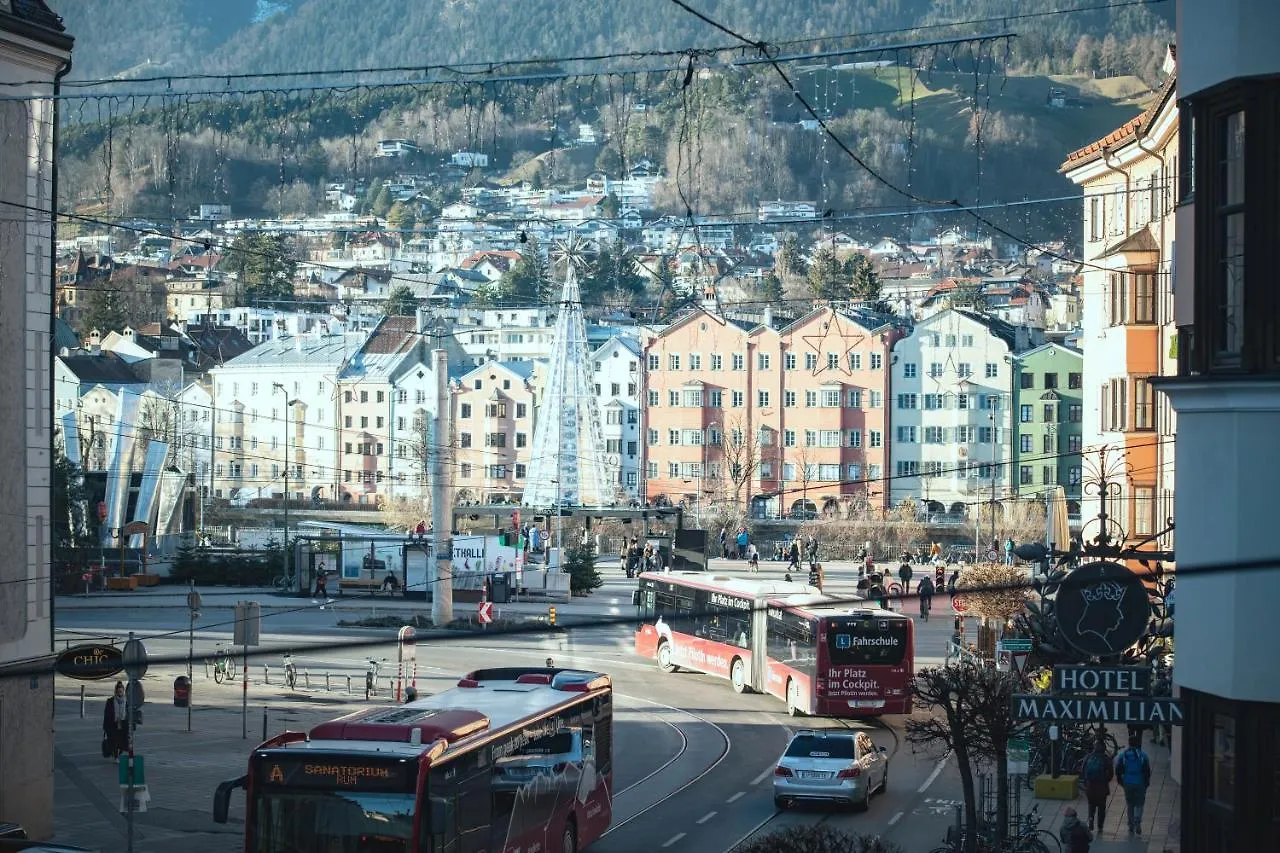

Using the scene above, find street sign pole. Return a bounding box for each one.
[122,633,149,853]
[186,582,201,734]
[233,602,261,740]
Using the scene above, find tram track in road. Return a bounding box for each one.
[600,693,733,836]
[614,714,690,797]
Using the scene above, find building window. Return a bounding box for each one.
[460,404,472,419]
[1020,434,1032,453]
[647,429,658,445]
[1043,373,1059,389]
[668,354,681,371]
[1211,712,1236,807]
[784,352,796,370]
[1068,372,1082,389]
[1068,434,1082,453]
[1042,433,1054,453]
[1019,404,1033,423]
[869,430,881,448]
[783,429,796,448]
[689,354,701,370]
[895,460,919,477]
[460,432,472,448]
[1068,466,1081,486]
[647,390,659,406]
[683,389,703,407]
[710,353,723,370]
[847,390,862,407]
[648,354,659,371]
[1020,466,1033,485]
[758,390,770,408]
[897,393,918,409]
[668,429,680,446]
[515,464,527,479]
[805,353,818,371]
[731,390,744,407]
[1068,403,1082,423]
[731,353,745,371]
[1134,377,1155,430]
[708,390,722,407]
[784,390,796,407]
[870,353,882,369]
[668,390,680,407]
[1132,485,1154,536]
[929,362,943,378]
[848,429,861,448]
[1020,373,1035,390]
[646,462,658,478]
[757,353,771,370]
[485,432,506,448]
[1042,404,1054,422]
[985,362,998,379]
[903,363,918,378]
[822,389,840,407]
[896,426,917,443]
[957,363,972,378]
[826,353,839,369]
[668,462,680,478]
[804,430,817,447]
[1217,110,1246,360]
[460,463,471,478]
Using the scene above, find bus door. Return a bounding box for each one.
[750,599,769,689]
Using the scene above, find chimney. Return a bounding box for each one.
[762,304,774,328]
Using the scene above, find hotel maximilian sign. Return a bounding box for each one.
[1011,665,1183,725]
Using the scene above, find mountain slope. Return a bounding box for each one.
[53,0,1172,83]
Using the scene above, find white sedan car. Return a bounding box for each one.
[773,728,889,810]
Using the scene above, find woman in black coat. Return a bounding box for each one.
[103,680,130,758]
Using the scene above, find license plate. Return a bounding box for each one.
[797,770,832,780]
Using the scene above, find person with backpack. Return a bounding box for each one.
[1115,734,1152,835]
[917,574,935,621]
[1059,807,1093,852]
[1082,739,1114,832]
[898,560,913,593]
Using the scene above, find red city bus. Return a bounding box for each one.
[213,667,613,853]
[764,594,914,716]
[633,571,913,717]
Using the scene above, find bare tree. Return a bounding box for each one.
[976,499,1047,551]
[719,416,761,512]
[958,563,1031,624]
[789,442,818,516]
[382,407,432,528]
[907,663,1024,853]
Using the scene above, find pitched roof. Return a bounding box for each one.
[220,334,368,370]
[950,307,1024,350]
[57,351,146,385]
[7,0,65,32]
[1060,74,1178,171]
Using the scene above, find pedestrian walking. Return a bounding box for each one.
[947,569,959,598]
[786,539,801,573]
[735,528,749,560]
[898,561,913,593]
[1115,735,1152,835]
[719,526,728,559]
[102,681,130,759]
[1082,739,1114,832]
[746,543,760,573]
[314,568,328,599]
[1004,537,1016,566]
[1059,807,1094,852]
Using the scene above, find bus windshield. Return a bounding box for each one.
[252,790,416,853]
[826,617,909,666]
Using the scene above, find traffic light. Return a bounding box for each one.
[808,564,824,591]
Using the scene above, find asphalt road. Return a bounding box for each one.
[54,563,969,853]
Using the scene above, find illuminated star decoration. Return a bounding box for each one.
[801,311,866,377]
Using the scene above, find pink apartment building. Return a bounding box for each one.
[643,306,899,518]
[451,360,538,504]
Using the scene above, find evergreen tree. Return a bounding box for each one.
[386,201,416,232]
[806,248,848,300]
[80,285,134,335]
[759,271,784,303]
[225,233,297,308]
[384,284,419,316]
[498,239,550,302]
[581,240,645,304]
[845,254,882,305]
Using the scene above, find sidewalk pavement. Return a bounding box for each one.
[1037,732,1180,852]
[52,663,406,852]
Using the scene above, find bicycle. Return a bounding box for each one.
[209,645,237,684]
[365,659,382,700]
[273,572,296,591]
[920,595,933,622]
[282,652,297,691]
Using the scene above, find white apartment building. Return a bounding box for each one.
[0,2,72,837]
[175,381,213,491]
[210,333,367,502]
[889,309,1037,511]
[591,336,643,498]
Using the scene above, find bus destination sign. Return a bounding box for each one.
[257,755,416,792]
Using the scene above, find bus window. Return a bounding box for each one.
[766,609,817,677]
[827,617,909,666]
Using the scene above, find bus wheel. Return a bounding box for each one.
[560,819,577,853]
[730,657,749,694]
[786,679,803,716]
[656,641,677,674]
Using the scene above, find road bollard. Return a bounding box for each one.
[304,670,310,689]
[80,685,85,719]
[263,666,269,685]
[346,675,352,695]
[325,672,331,691]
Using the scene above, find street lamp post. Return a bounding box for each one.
[551,478,562,570]
[272,384,297,591]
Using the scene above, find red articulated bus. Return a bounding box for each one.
[213,667,613,853]
[633,571,914,717]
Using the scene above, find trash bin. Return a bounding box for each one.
[173,676,190,708]
[491,573,510,604]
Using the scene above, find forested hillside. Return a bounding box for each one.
[50,0,1175,242]
[55,0,1172,84]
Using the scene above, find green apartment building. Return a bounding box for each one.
[1013,343,1084,512]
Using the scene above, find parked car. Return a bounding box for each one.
[773,728,889,810]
